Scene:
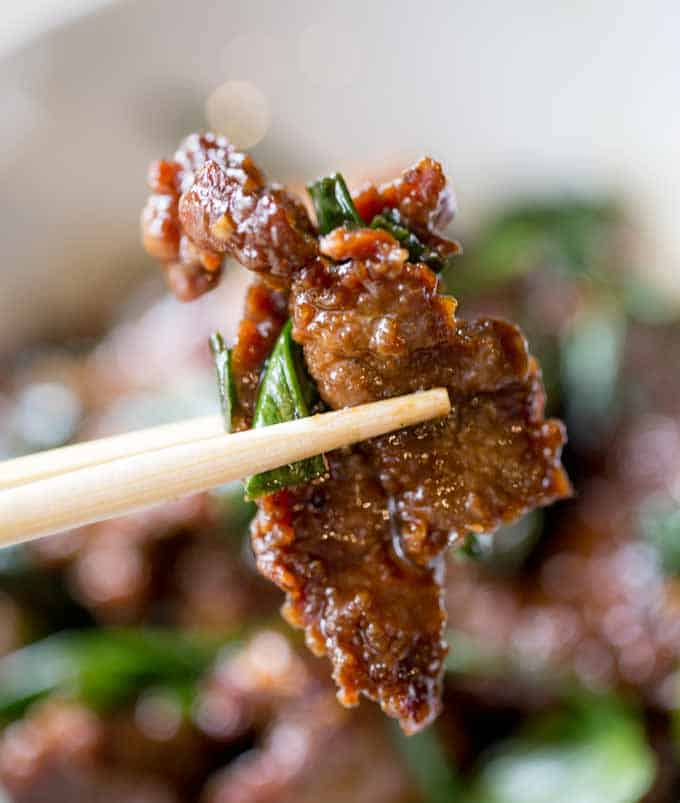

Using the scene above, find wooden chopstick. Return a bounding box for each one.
[0,415,224,490]
[0,388,450,548]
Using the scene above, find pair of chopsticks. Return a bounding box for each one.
[0,389,450,548]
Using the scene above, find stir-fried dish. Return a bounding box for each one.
[141,133,570,732]
[1,146,679,801]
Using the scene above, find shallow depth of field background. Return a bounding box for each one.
[1,3,680,802]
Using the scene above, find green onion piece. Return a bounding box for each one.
[640,502,680,576]
[210,332,238,432]
[307,173,363,234]
[560,303,625,451]
[0,628,222,722]
[467,695,655,803]
[455,511,544,574]
[244,321,327,498]
[457,532,491,561]
[307,174,452,273]
[391,723,460,803]
[371,208,448,272]
[443,198,620,295]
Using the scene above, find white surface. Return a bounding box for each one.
[0,0,112,58]
[0,0,679,353]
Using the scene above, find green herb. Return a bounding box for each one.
[371,208,450,272]
[244,321,326,498]
[445,629,512,679]
[443,198,620,295]
[307,173,363,234]
[465,696,654,803]
[561,303,625,450]
[455,512,544,574]
[0,550,94,636]
[210,332,238,432]
[640,500,680,576]
[391,723,460,803]
[308,173,453,271]
[0,628,223,722]
[622,276,680,324]
[444,628,576,695]
[458,532,492,561]
[210,481,257,536]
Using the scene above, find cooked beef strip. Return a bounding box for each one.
[141,135,570,731]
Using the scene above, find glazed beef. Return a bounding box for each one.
[199,632,416,803]
[142,133,317,299]
[252,450,447,734]
[293,229,569,564]
[352,156,457,250]
[179,165,317,287]
[0,699,196,803]
[445,487,680,700]
[230,281,288,423]
[142,134,228,300]
[141,135,570,732]
[251,229,568,730]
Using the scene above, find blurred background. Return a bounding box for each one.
[1,1,680,801]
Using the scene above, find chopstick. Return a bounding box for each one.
[0,415,224,490]
[0,388,450,548]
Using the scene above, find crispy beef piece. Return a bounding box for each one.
[352,157,459,258]
[141,132,317,298]
[252,450,447,734]
[203,692,415,803]
[142,134,230,300]
[141,139,569,732]
[199,633,415,803]
[373,368,568,563]
[179,164,318,287]
[31,495,274,630]
[252,231,567,731]
[230,281,289,424]
[196,630,314,744]
[293,228,570,564]
[446,488,680,699]
[0,700,181,803]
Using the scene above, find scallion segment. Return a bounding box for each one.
[210,332,238,433]
[308,173,450,272]
[307,173,363,234]
[371,208,448,272]
[244,321,326,498]
[0,628,221,722]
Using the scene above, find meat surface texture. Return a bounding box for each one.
[252,450,449,733]
[141,133,570,732]
[142,132,317,299]
[230,281,289,424]
[293,230,569,565]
